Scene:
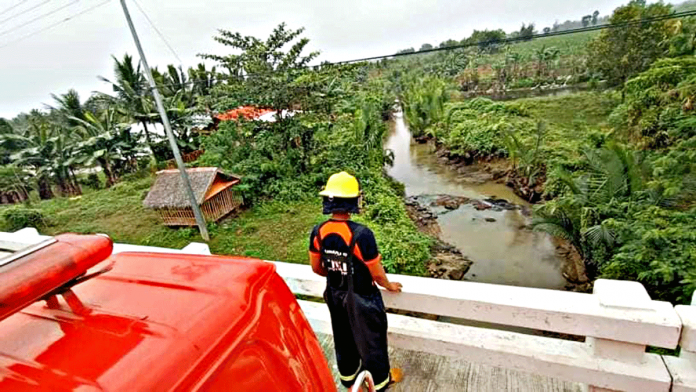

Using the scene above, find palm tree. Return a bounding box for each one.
[98,54,158,149]
[47,89,87,128]
[532,143,648,275]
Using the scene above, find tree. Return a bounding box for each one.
[0,118,13,165]
[582,15,592,28]
[47,89,88,128]
[543,27,551,35]
[419,43,433,51]
[588,1,676,87]
[396,47,415,55]
[534,46,560,81]
[199,23,320,118]
[466,29,506,52]
[0,111,81,198]
[401,76,448,137]
[592,10,600,25]
[438,39,459,48]
[71,108,137,187]
[99,54,158,149]
[519,23,536,41]
[533,143,648,276]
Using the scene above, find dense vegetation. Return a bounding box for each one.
[2,0,696,302]
[397,1,696,303]
[0,24,429,275]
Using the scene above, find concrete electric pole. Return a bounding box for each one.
[118,0,209,241]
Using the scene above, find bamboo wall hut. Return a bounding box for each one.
[143,168,241,226]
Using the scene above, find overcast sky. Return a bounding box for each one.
[0,0,636,118]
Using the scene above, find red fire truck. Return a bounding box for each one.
[0,233,362,391]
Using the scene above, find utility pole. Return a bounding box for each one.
[119,0,209,241]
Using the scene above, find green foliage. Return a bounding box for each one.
[615,57,696,148]
[0,165,31,203]
[200,23,320,114]
[1,206,46,231]
[400,76,448,137]
[81,173,102,190]
[588,1,679,86]
[504,122,547,186]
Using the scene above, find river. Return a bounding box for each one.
[385,112,566,290]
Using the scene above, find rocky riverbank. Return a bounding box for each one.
[404,197,472,281]
[414,136,546,203]
[406,193,523,282]
[405,193,590,291]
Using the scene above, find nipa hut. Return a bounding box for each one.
[143,167,241,226]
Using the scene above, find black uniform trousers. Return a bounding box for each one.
[324,286,391,390]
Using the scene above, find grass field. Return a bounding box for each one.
[508,91,620,161]
[1,176,326,264]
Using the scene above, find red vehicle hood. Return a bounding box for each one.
[0,252,334,391]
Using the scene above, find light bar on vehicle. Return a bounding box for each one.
[0,233,113,322]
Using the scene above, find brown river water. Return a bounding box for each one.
[385,112,566,290]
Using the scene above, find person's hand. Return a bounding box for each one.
[386,282,403,293]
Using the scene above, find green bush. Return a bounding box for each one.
[80,173,102,190]
[1,206,47,231]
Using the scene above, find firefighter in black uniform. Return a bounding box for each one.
[309,171,403,391]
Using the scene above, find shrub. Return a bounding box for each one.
[1,206,47,231]
[81,173,102,190]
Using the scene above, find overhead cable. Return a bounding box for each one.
[132,0,182,65]
[0,0,78,37]
[0,0,30,17]
[0,0,51,25]
[133,8,696,93]
[0,0,111,49]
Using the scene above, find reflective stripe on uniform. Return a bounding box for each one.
[339,360,362,382]
[374,372,391,390]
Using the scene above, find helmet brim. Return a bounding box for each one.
[319,190,359,198]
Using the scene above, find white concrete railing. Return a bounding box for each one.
[272,261,683,392]
[1,229,694,391]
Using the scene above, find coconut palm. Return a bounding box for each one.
[47,89,87,128]
[98,54,158,148]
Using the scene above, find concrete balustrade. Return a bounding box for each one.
[273,261,681,391]
[3,229,696,391]
[664,293,696,392]
[273,261,681,347]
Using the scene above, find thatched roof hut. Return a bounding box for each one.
[143,167,241,226]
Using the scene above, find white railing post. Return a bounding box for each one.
[664,292,696,392]
[583,280,652,392]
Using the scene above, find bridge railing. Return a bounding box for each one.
[272,261,684,392]
[1,229,693,391]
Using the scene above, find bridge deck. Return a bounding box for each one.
[317,332,582,391]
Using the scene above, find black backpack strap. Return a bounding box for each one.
[345,226,364,293]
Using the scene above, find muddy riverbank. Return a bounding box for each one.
[386,112,587,291]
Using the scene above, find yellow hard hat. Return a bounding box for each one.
[319,171,360,198]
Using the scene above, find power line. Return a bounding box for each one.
[131,0,182,65]
[0,0,111,49]
[0,0,30,17]
[133,8,696,93]
[0,0,78,38]
[0,0,51,25]
[335,9,696,64]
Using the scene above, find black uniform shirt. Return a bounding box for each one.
[309,220,381,295]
